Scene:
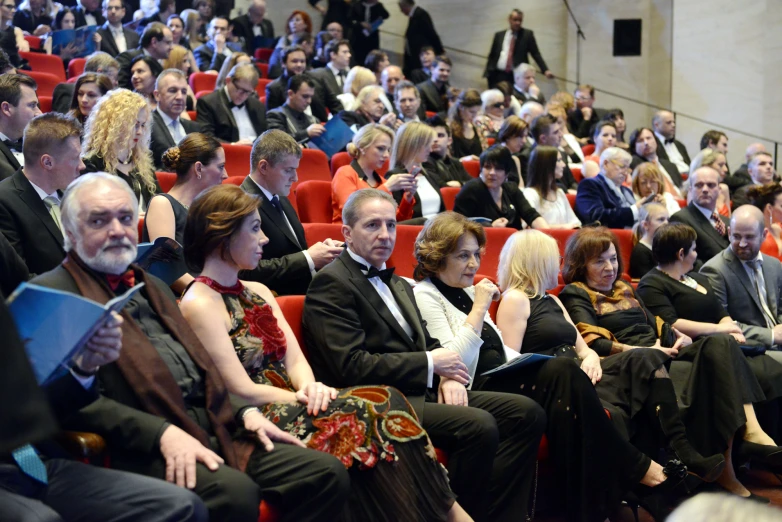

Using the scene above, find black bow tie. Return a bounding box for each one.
[3,138,21,151]
[228,100,246,110]
[664,138,675,145]
[364,265,395,284]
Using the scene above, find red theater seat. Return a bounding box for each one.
[189,72,216,94]
[461,159,480,178]
[20,52,66,82]
[38,95,52,113]
[386,225,424,278]
[297,149,331,182]
[296,180,333,223]
[21,71,60,97]
[440,186,459,210]
[222,143,252,178]
[303,223,343,246]
[155,171,177,193]
[222,176,246,186]
[255,78,272,97]
[254,48,273,62]
[480,228,517,279]
[68,58,86,78]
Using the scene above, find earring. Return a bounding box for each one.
[197,173,202,180]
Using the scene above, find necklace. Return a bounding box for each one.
[117,151,133,165]
[659,268,698,289]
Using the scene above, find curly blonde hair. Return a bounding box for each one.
[82,89,156,193]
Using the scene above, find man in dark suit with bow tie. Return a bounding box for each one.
[196,63,268,145]
[231,0,275,56]
[0,74,42,182]
[484,9,553,88]
[96,0,139,57]
[150,69,203,168]
[652,110,691,174]
[302,188,545,522]
[0,113,83,276]
[73,0,106,28]
[309,39,351,100]
[240,130,342,295]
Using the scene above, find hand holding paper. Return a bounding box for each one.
[74,312,124,374]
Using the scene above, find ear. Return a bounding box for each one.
[341,224,352,245]
[0,101,12,118]
[677,248,685,261]
[40,154,54,171]
[153,89,160,101]
[286,89,294,99]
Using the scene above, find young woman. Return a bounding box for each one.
[629,202,669,279]
[582,121,617,178]
[167,13,189,49]
[521,145,581,229]
[130,55,163,110]
[68,72,113,125]
[605,109,628,149]
[496,115,528,188]
[180,8,203,50]
[363,49,389,84]
[448,89,486,160]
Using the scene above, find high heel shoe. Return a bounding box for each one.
[634,460,702,521]
[735,439,782,469]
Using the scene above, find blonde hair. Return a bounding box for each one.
[346,123,394,159]
[215,52,250,90]
[181,9,202,50]
[631,162,666,198]
[549,91,575,113]
[498,229,560,297]
[352,84,383,111]
[344,66,376,97]
[82,89,155,193]
[162,45,190,72]
[633,201,667,244]
[390,121,435,168]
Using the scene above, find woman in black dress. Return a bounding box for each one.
[630,202,669,279]
[496,115,528,188]
[448,89,486,160]
[453,145,547,230]
[560,226,778,503]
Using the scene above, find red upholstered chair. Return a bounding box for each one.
[676,198,687,208]
[330,151,351,176]
[23,35,42,50]
[155,171,177,193]
[38,95,52,113]
[67,75,78,83]
[255,78,272,97]
[259,96,266,106]
[487,137,495,147]
[276,295,306,353]
[189,72,217,94]
[303,222,343,246]
[571,166,583,183]
[20,52,66,82]
[21,71,60,97]
[297,149,331,182]
[137,216,144,242]
[221,143,252,178]
[612,228,634,275]
[440,186,459,211]
[386,225,424,278]
[222,175,246,186]
[566,193,576,210]
[480,228,516,279]
[581,144,595,156]
[461,159,480,178]
[256,63,269,78]
[68,58,86,79]
[254,48,273,63]
[295,180,332,223]
[185,111,196,121]
[541,229,577,259]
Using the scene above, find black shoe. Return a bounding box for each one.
[634,460,700,521]
[746,492,772,504]
[735,440,782,469]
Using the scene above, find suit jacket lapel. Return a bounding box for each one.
[762,261,779,318]
[688,204,724,244]
[102,25,118,55]
[15,172,63,245]
[247,180,301,249]
[218,89,239,136]
[0,142,21,171]
[390,278,426,350]
[153,111,176,149]
[725,250,766,316]
[280,196,306,248]
[598,176,622,208]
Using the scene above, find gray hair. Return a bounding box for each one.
[352,85,384,111]
[599,147,632,170]
[513,62,535,80]
[342,188,397,227]
[480,88,504,111]
[155,68,187,91]
[61,172,139,251]
[518,101,544,122]
[250,129,302,173]
[85,52,120,73]
[394,80,419,102]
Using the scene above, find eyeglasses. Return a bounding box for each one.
[490,102,505,109]
[609,160,630,170]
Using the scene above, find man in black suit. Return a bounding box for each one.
[416,55,450,116]
[484,9,553,88]
[0,230,27,296]
[13,5,52,35]
[652,110,691,174]
[96,0,139,57]
[728,143,767,193]
[73,0,105,27]
[194,17,241,73]
[309,39,351,100]
[567,84,600,140]
[670,166,730,265]
[267,74,323,146]
[133,0,176,36]
[511,62,545,104]
[408,45,433,84]
[629,126,684,197]
[0,289,208,522]
[379,64,402,113]
[424,115,471,187]
[150,69,203,168]
[0,113,83,276]
[116,22,173,89]
[731,151,776,208]
[0,74,42,181]
[302,188,545,522]
[265,45,343,123]
[394,80,426,123]
[398,0,444,77]
[33,172,350,521]
[231,0,275,56]
[196,63,267,144]
[240,130,342,295]
[52,52,119,113]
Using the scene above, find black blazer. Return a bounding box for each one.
[81,156,161,209]
[72,5,105,28]
[453,177,541,230]
[567,108,600,140]
[116,47,144,89]
[416,79,447,115]
[0,169,65,275]
[308,0,350,29]
[310,66,342,100]
[13,9,52,34]
[484,28,549,77]
[385,166,445,218]
[52,82,75,114]
[335,109,373,130]
[265,73,342,123]
[238,176,312,296]
[630,155,683,189]
[302,249,434,415]
[149,110,204,169]
[193,42,228,72]
[231,15,275,55]
[653,135,691,167]
[0,140,21,182]
[669,202,729,265]
[97,22,140,57]
[348,1,389,65]
[195,89,268,144]
[403,7,443,76]
[0,229,27,297]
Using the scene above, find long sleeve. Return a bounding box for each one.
[526,30,549,73]
[575,179,635,228]
[511,188,542,228]
[558,284,615,356]
[453,181,484,219]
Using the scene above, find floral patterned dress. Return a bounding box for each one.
[194,276,455,521]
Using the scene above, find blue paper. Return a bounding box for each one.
[6,282,144,385]
[369,18,384,33]
[51,25,98,58]
[480,353,553,377]
[309,117,354,158]
[135,237,187,285]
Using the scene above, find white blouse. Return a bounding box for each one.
[521,187,581,228]
[417,175,441,219]
[633,191,681,216]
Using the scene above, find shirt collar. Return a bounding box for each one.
[249,175,276,200]
[654,131,673,145]
[599,173,621,192]
[346,246,386,272]
[156,107,178,126]
[327,62,346,76]
[27,176,56,201]
[691,201,715,220]
[409,5,417,17]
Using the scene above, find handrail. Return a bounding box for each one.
[380,28,781,147]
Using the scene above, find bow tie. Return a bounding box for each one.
[106,269,136,291]
[228,100,246,110]
[364,265,395,284]
[664,138,675,145]
[3,138,22,151]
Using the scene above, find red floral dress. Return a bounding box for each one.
[194,277,454,521]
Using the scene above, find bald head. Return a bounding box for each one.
[381,65,403,95]
[653,110,675,139]
[732,205,765,232]
[248,0,266,24]
[746,143,768,162]
[729,205,767,260]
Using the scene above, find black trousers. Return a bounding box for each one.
[486,70,514,89]
[0,459,207,522]
[422,390,545,522]
[117,443,351,522]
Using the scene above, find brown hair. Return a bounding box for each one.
[68,73,113,123]
[448,88,481,139]
[413,211,486,281]
[161,132,222,180]
[549,91,575,113]
[631,162,666,198]
[183,185,260,272]
[526,145,559,199]
[23,112,83,166]
[747,182,782,212]
[562,227,624,284]
[497,115,528,143]
[652,223,697,265]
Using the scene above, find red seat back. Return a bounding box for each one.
[330,151,351,177]
[189,72,217,94]
[23,35,42,50]
[254,48,273,63]
[20,52,66,82]
[540,229,577,259]
[276,295,306,356]
[480,228,517,280]
[295,180,332,224]
[612,229,634,275]
[185,110,196,121]
[256,63,269,78]
[195,90,211,99]
[297,149,331,182]
[38,95,52,113]
[303,223,343,246]
[255,78,272,97]
[21,71,61,97]
[425,111,436,119]
[440,186,459,211]
[571,166,583,183]
[68,58,86,79]
[137,216,144,242]
[155,171,178,193]
[462,159,480,178]
[566,193,576,209]
[221,143,252,177]
[222,175,245,186]
[386,225,424,278]
[581,144,595,156]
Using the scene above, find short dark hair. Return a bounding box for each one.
[425,114,450,136]
[497,115,528,142]
[130,54,164,80]
[287,72,314,93]
[431,55,452,70]
[563,227,624,284]
[141,22,168,48]
[0,48,13,74]
[418,45,433,56]
[282,45,306,66]
[529,113,557,142]
[700,130,727,150]
[591,120,616,141]
[0,74,37,107]
[158,0,176,11]
[364,50,388,74]
[479,145,514,174]
[652,223,697,265]
[325,38,349,59]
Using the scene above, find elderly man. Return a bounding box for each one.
[511,63,544,104]
[231,0,275,55]
[0,74,41,180]
[670,166,730,265]
[32,172,351,521]
[393,79,426,123]
[267,74,323,145]
[652,110,691,173]
[116,22,173,89]
[380,64,403,113]
[150,69,203,168]
[336,85,396,131]
[731,151,776,208]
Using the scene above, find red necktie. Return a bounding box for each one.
[106,270,136,291]
[505,33,516,72]
[712,213,726,236]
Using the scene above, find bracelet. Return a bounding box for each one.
[463,322,480,336]
[241,407,261,421]
[71,364,99,377]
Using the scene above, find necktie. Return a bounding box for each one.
[11,445,47,484]
[269,195,284,216]
[3,138,22,151]
[43,195,62,232]
[337,70,347,88]
[505,32,516,72]
[364,265,395,284]
[746,258,777,328]
[712,212,726,236]
[106,269,136,291]
[169,119,182,143]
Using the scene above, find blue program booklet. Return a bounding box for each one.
[135,237,188,285]
[309,117,354,158]
[480,352,553,377]
[51,25,98,58]
[6,282,144,385]
[253,35,276,50]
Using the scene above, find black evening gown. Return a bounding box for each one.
[450,129,483,159]
[141,194,187,244]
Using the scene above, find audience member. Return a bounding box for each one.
[13,0,53,36]
[81,88,159,211]
[68,72,113,126]
[747,183,782,259]
[688,148,731,216]
[448,89,485,160]
[545,102,584,168]
[732,151,775,208]
[150,68,202,168]
[629,201,669,279]
[454,145,546,229]
[629,126,683,197]
[408,45,434,84]
[337,65,376,112]
[310,38,351,99]
[267,73,323,145]
[231,0,275,56]
[394,79,426,122]
[161,45,197,106]
[604,108,628,148]
[566,84,599,140]
[98,0,139,57]
[484,9,552,88]
[363,49,389,83]
[379,64,402,113]
[0,229,27,295]
[510,62,544,104]
[197,63,268,145]
[652,110,691,173]
[700,129,729,156]
[32,172,351,521]
[423,114,472,188]
[727,142,767,193]
[521,113,577,191]
[135,0,175,35]
[267,30,314,79]
[73,0,105,27]
[398,0,443,77]
[117,22,173,89]
[192,0,214,28]
[180,8,202,50]
[0,74,41,180]
[53,51,119,113]
[474,89,505,140]
[130,54,163,109]
[312,30,334,69]
[496,115,528,184]
[0,21,23,73]
[240,130,343,295]
[517,99,544,126]
[0,112,83,276]
[50,8,93,65]
[631,162,682,216]
[273,10,311,56]
[194,16,238,73]
[521,145,580,228]
[166,13,189,48]
[416,54,450,116]
[348,1,389,68]
[213,50,250,89]
[303,187,545,522]
[582,120,617,178]
[337,85,396,130]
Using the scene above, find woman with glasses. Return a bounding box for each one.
[631,163,682,217]
[474,89,505,140]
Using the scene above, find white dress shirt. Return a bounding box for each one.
[225,87,257,141]
[654,131,689,173]
[156,108,185,143]
[0,131,24,166]
[496,30,515,71]
[346,247,434,387]
[84,13,97,26]
[416,174,441,219]
[327,62,346,89]
[109,23,127,54]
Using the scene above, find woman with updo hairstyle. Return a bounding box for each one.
[448,88,487,160]
[747,182,782,259]
[68,72,113,125]
[331,123,416,223]
[82,89,158,213]
[522,145,581,228]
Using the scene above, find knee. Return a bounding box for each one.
[204,469,262,521]
[168,489,209,522]
[462,408,501,451]
[308,452,351,504]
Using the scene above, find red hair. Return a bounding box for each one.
[285,10,313,35]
